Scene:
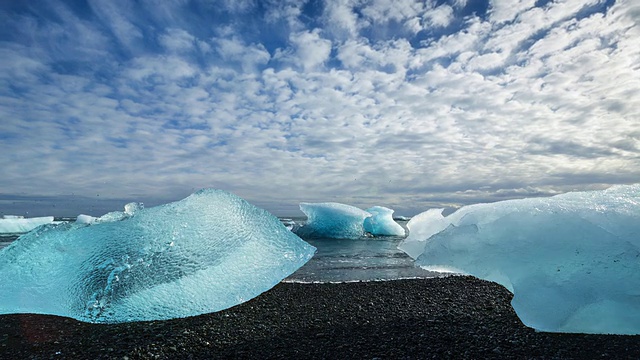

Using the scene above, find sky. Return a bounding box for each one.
[1,0,639,217]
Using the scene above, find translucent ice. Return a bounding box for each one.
[296,202,371,239]
[397,209,448,259]
[0,189,316,323]
[405,184,640,334]
[75,214,97,224]
[0,216,54,234]
[363,206,405,236]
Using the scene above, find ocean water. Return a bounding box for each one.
[0,236,14,251]
[0,217,438,283]
[283,218,438,282]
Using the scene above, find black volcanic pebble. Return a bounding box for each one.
[1,276,640,359]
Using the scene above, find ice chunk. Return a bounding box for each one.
[124,202,143,215]
[0,216,54,234]
[363,206,406,236]
[75,214,97,224]
[409,184,640,334]
[73,203,144,225]
[296,202,371,239]
[397,208,449,258]
[0,189,316,323]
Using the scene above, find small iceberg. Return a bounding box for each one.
[295,203,407,239]
[0,189,316,323]
[0,215,54,234]
[295,202,371,239]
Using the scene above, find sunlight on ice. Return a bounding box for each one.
[0,189,316,323]
[400,184,640,334]
[397,208,449,258]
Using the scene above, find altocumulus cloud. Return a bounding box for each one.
[0,0,639,217]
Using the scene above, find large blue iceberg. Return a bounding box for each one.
[400,184,640,334]
[295,202,371,239]
[0,189,316,323]
[364,206,406,236]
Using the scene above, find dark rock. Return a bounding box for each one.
[1,276,640,359]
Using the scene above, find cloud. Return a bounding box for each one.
[87,0,145,55]
[159,28,197,53]
[488,0,535,24]
[322,0,361,38]
[213,37,271,72]
[279,29,333,71]
[421,4,455,28]
[0,0,638,217]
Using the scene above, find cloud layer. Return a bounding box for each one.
[1,0,639,216]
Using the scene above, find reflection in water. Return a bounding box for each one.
[285,220,439,283]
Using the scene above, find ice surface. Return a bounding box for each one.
[0,189,316,323]
[0,216,54,234]
[75,214,96,224]
[296,202,371,239]
[397,208,449,258]
[404,184,640,334]
[363,206,406,236]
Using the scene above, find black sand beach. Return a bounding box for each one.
[1,276,639,359]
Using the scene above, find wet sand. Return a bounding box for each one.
[2,276,640,359]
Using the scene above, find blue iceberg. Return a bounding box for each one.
[363,206,406,236]
[0,189,316,323]
[296,202,371,239]
[402,184,640,334]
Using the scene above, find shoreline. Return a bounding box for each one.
[2,276,640,359]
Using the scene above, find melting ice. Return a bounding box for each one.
[0,189,316,323]
[296,202,371,239]
[295,203,406,239]
[364,206,406,237]
[400,184,640,334]
[0,216,54,234]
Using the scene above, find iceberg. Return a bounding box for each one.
[0,189,316,323]
[397,208,449,259]
[0,216,54,234]
[296,202,371,239]
[363,206,406,236]
[403,184,640,334]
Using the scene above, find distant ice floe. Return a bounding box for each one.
[0,189,316,323]
[400,184,640,335]
[295,203,406,239]
[0,215,54,234]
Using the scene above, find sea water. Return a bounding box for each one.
[0,217,438,283]
[0,236,14,251]
[284,218,438,282]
